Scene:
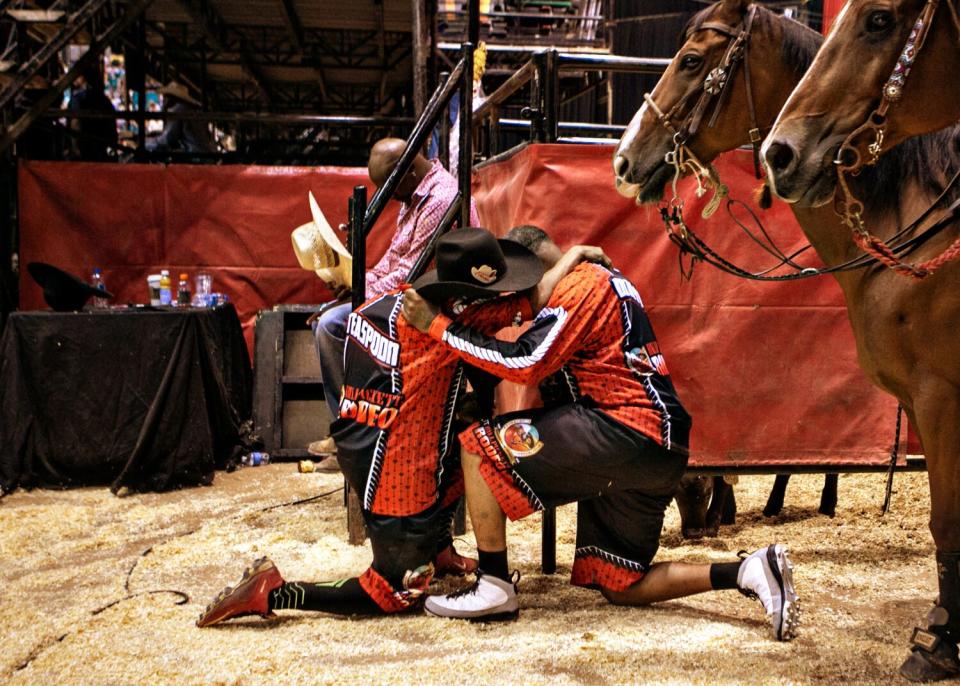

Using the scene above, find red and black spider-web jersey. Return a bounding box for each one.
[427,262,692,454]
[332,291,531,517]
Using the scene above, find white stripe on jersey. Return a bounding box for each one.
[442,306,568,370]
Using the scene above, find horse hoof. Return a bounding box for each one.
[899,637,960,682]
[763,505,782,518]
[818,504,836,518]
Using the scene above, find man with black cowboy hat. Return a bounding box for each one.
[402,225,801,641]
[196,228,607,626]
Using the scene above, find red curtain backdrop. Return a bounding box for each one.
[472,143,900,468]
[822,0,846,33]
[17,160,399,350]
[18,149,905,467]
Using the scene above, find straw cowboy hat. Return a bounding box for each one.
[413,228,543,301]
[291,191,353,288]
[160,81,201,107]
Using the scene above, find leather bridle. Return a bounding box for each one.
[644,5,764,186]
[833,0,960,279]
[643,3,960,283]
[835,0,948,175]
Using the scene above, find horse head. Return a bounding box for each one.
[613,0,820,206]
[763,0,960,208]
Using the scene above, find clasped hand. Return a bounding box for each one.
[401,288,439,332]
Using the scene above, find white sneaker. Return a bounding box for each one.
[737,543,800,641]
[424,572,520,621]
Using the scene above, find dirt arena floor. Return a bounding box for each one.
[0,465,938,685]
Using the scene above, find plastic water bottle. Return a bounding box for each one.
[242,451,270,467]
[159,270,172,305]
[176,273,191,307]
[91,268,108,309]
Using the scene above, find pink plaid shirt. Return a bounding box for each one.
[366,160,480,297]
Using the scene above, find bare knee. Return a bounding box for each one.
[600,584,650,607]
[601,587,630,605]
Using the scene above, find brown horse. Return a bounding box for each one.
[613,0,960,680]
[763,0,960,206]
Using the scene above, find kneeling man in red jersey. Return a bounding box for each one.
[196,228,605,626]
[402,225,800,641]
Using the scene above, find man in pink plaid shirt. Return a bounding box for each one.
[309,137,479,459]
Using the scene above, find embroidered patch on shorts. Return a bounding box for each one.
[497,418,543,461]
[472,422,513,472]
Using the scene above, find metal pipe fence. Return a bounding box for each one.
[473,50,670,157]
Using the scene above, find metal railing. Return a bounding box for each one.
[348,42,477,312]
[436,0,613,49]
[473,49,670,156]
[342,47,674,300]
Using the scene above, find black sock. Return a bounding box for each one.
[478,548,509,581]
[710,561,742,590]
[268,578,383,616]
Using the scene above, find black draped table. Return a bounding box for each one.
[0,305,252,494]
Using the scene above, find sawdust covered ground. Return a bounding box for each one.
[0,467,936,685]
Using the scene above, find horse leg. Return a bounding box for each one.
[763,474,789,517]
[818,473,838,518]
[899,392,960,681]
[721,477,737,525]
[704,477,733,536]
[675,474,711,540]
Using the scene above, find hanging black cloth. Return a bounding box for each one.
[0,305,252,494]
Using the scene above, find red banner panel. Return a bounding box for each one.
[17,160,399,350]
[18,149,903,467]
[472,144,899,468]
[823,0,846,34]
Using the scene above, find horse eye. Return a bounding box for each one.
[680,54,703,71]
[866,10,894,32]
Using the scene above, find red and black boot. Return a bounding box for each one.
[197,557,285,628]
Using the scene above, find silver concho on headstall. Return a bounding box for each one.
[703,67,727,95]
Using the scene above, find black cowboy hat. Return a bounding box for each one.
[27,262,114,312]
[413,228,544,301]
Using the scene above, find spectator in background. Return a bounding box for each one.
[306,138,479,462]
[67,62,117,161]
[150,81,218,154]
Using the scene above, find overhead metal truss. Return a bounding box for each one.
[136,19,414,113]
[172,0,274,102]
[148,23,412,74]
[0,0,420,154]
[207,80,409,114]
[1,0,157,153]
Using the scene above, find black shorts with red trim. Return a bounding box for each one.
[335,417,465,612]
[460,402,688,593]
[357,495,460,612]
